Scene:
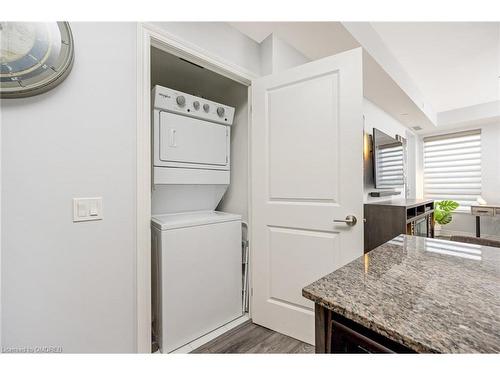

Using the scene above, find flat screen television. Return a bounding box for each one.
[373,128,405,189]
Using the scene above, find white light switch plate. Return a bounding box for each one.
[73,197,103,222]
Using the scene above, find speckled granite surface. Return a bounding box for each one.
[302,235,500,353]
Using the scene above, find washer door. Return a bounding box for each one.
[159,112,229,168]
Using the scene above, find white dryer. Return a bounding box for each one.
[152,85,234,183]
[151,85,242,353]
[151,85,235,214]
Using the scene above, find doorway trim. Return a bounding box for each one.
[136,22,256,352]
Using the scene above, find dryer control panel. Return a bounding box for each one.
[152,85,235,126]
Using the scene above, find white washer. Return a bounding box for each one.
[151,211,243,353]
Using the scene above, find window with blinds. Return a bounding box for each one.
[423,129,481,211]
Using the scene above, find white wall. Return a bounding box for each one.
[405,131,417,199]
[260,33,310,76]
[422,123,500,238]
[1,23,137,353]
[343,23,437,126]
[217,85,250,221]
[363,98,416,203]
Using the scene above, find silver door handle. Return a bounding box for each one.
[333,215,357,226]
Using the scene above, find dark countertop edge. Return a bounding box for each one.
[364,199,434,208]
[301,288,438,353]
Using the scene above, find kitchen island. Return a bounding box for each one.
[302,235,500,353]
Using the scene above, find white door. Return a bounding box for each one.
[251,48,364,344]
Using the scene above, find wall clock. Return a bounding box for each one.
[0,22,74,98]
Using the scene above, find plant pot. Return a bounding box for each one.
[434,223,442,237]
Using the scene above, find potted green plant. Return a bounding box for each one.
[434,200,459,236]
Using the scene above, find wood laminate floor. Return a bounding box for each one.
[192,320,315,354]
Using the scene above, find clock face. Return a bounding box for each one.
[0,22,74,98]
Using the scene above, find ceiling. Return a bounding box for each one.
[230,22,500,128]
[371,22,500,113]
[229,22,359,59]
[230,22,436,131]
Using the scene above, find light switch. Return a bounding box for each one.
[73,197,103,222]
[77,201,87,217]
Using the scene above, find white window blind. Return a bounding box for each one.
[423,129,481,211]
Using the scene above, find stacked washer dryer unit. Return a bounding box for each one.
[151,85,243,353]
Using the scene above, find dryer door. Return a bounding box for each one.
[159,112,229,168]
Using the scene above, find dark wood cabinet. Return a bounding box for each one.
[364,199,434,253]
[315,304,415,354]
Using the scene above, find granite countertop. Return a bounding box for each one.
[302,234,500,353]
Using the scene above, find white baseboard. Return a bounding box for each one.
[168,314,250,354]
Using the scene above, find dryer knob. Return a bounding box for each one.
[176,96,186,106]
[203,103,210,112]
[193,101,200,110]
[217,107,225,117]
